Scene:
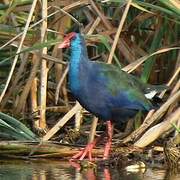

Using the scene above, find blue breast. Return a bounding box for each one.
[69,34,88,95]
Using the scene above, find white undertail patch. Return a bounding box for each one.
[145,90,157,99]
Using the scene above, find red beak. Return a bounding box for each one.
[58,32,77,48]
[58,39,70,48]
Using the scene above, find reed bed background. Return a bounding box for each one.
[0,0,179,162]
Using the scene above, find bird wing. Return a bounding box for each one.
[92,62,153,111]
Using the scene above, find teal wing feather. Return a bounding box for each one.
[95,62,153,111]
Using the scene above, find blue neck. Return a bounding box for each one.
[69,34,88,93]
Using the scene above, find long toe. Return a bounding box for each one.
[71,142,95,161]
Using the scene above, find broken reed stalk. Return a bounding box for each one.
[134,107,180,148]
[42,102,82,141]
[123,90,180,143]
[89,0,135,63]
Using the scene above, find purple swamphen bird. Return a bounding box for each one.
[58,32,166,161]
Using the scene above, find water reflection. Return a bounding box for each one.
[0,160,179,180]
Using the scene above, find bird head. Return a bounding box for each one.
[58,32,77,48]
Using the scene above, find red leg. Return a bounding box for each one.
[103,120,113,160]
[70,120,113,161]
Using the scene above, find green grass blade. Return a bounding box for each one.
[159,0,180,16]
[0,112,39,141]
[134,0,180,19]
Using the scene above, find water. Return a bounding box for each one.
[0,160,179,180]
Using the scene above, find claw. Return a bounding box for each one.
[71,142,95,161]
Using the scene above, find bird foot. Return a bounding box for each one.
[70,142,95,161]
[70,121,112,162]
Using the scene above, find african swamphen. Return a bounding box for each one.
[58,32,166,161]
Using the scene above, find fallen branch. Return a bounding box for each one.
[0,141,102,158]
[0,141,141,159]
[134,107,180,148]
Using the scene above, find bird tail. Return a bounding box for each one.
[146,84,169,93]
[144,84,169,100]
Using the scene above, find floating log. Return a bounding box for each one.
[0,141,142,159]
[0,141,103,159]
